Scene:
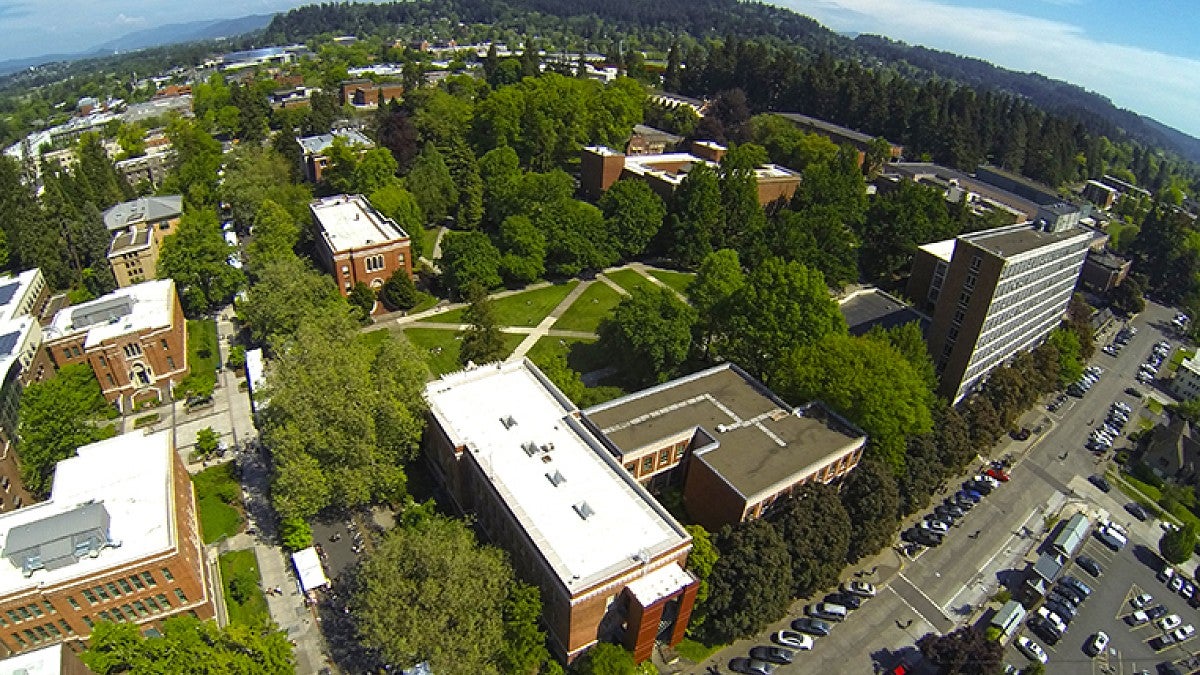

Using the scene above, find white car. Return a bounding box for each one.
[1086,631,1110,656]
[1127,610,1150,626]
[920,519,950,535]
[1173,625,1196,643]
[773,630,814,651]
[1036,606,1067,633]
[1132,593,1154,609]
[1170,575,1184,593]
[842,580,877,597]
[1016,636,1048,664]
[1158,614,1183,631]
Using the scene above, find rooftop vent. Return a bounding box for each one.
[522,441,538,457]
[546,470,566,487]
[541,443,555,453]
[500,415,517,430]
[573,501,595,520]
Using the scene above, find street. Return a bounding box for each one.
[695,299,1186,674]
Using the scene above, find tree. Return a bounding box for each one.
[688,249,745,356]
[537,198,616,277]
[353,514,512,673]
[777,333,934,471]
[442,136,484,229]
[1045,327,1084,387]
[715,258,847,384]
[82,615,294,674]
[573,643,638,675]
[1065,293,1096,360]
[866,321,937,394]
[369,183,426,257]
[439,231,502,299]
[684,524,719,632]
[375,100,420,172]
[353,148,400,195]
[497,215,547,285]
[702,519,792,644]
[770,482,852,598]
[220,146,312,229]
[194,427,220,459]
[240,256,346,346]
[459,285,507,366]
[1160,522,1197,565]
[597,288,696,385]
[498,582,550,675]
[598,179,665,261]
[348,281,377,319]
[160,117,223,209]
[766,206,858,289]
[717,144,770,263]
[840,459,901,562]
[861,180,954,280]
[245,199,300,268]
[917,626,1004,675]
[381,269,421,311]
[17,364,112,496]
[157,209,244,315]
[406,142,458,226]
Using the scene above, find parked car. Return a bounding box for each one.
[824,592,862,610]
[1157,614,1183,632]
[1049,589,1081,609]
[985,467,1011,482]
[1027,616,1062,645]
[1146,605,1170,621]
[1132,593,1154,609]
[843,580,877,597]
[919,519,950,535]
[1044,600,1077,622]
[805,603,847,622]
[1016,636,1049,664]
[1127,610,1151,626]
[1086,631,1110,656]
[730,658,776,675]
[1181,580,1196,601]
[1171,624,1195,643]
[791,617,831,636]
[936,504,964,521]
[1095,524,1128,550]
[1170,575,1185,593]
[773,630,814,651]
[1125,387,1142,397]
[1127,503,1150,521]
[1076,555,1103,577]
[1061,576,1093,598]
[749,646,794,665]
[1036,606,1067,633]
[1088,475,1113,493]
[1159,567,1176,583]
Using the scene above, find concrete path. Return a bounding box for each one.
[595,272,630,297]
[627,262,689,304]
[371,279,558,327]
[509,280,595,361]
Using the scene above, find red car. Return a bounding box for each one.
[985,467,1010,482]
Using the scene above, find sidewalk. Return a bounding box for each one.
[508,279,595,361]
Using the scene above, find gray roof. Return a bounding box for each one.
[69,296,133,330]
[632,124,683,144]
[102,195,182,232]
[1029,553,1066,582]
[1049,512,1091,557]
[839,288,929,337]
[4,502,113,576]
[297,128,375,155]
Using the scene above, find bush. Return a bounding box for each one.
[1131,461,1165,489]
[226,345,246,369]
[229,571,257,604]
[279,516,313,552]
[1114,451,1130,466]
[984,625,1002,642]
[381,270,421,311]
[990,589,1011,604]
[133,413,160,428]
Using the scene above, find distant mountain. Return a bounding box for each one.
[0,14,273,76]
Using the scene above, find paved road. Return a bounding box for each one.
[695,300,1183,674]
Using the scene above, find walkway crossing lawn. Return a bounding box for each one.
[604,269,658,296]
[525,336,608,374]
[552,282,624,333]
[218,550,269,626]
[402,327,524,375]
[646,269,695,296]
[428,281,580,327]
[193,464,244,544]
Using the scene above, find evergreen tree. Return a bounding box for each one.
[459,284,506,366]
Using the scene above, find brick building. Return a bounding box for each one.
[908,221,1094,403]
[424,360,697,664]
[102,196,182,288]
[338,79,404,107]
[296,129,375,183]
[1079,250,1132,292]
[43,280,188,412]
[310,195,413,310]
[582,363,867,530]
[0,430,213,656]
[580,142,800,205]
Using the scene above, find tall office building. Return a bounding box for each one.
[908,221,1094,403]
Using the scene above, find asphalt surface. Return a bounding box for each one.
[703,300,1186,674]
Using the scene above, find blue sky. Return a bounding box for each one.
[778,0,1200,138]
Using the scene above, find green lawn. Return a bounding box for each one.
[431,282,580,327]
[525,336,607,374]
[552,282,624,333]
[676,638,727,663]
[176,319,220,398]
[219,550,269,626]
[1147,398,1164,415]
[402,328,524,376]
[193,464,243,544]
[604,269,657,296]
[357,329,392,352]
[646,269,696,296]
[1169,348,1197,372]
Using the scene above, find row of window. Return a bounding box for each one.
[1,600,55,626]
[9,619,74,649]
[623,442,687,477]
[86,590,183,626]
[79,569,170,607]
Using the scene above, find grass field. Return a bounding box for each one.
[553,282,624,333]
[524,336,607,374]
[677,638,727,663]
[357,329,391,352]
[219,550,269,626]
[646,269,695,296]
[1147,398,1164,415]
[402,328,524,375]
[431,282,580,327]
[177,319,220,398]
[603,269,657,297]
[193,464,243,544]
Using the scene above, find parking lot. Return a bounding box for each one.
[1004,528,1200,673]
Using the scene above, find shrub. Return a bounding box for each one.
[1131,461,1165,489]
[279,516,313,552]
[984,625,1002,642]
[133,413,159,429]
[990,589,1011,604]
[226,345,246,369]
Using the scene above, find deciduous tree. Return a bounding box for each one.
[240,256,346,346]
[1160,522,1196,565]
[459,285,507,366]
[917,626,1004,675]
[497,215,546,285]
[439,231,502,298]
[770,483,852,598]
[840,459,901,563]
[82,615,294,674]
[17,364,112,496]
[597,287,696,385]
[157,209,244,315]
[598,179,665,261]
[702,519,792,644]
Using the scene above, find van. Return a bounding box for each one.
[1095,525,1127,550]
[807,602,848,622]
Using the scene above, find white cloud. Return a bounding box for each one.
[114,13,145,25]
[777,0,1200,138]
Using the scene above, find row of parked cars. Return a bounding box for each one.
[1087,399,1131,452]
[1068,364,1105,398]
[1102,325,1138,357]
[900,468,1008,548]
[1020,575,1097,663]
[1127,587,1196,649]
[730,582,879,674]
[1137,341,1172,384]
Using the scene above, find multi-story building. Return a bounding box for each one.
[310,195,413,308]
[974,165,1083,231]
[0,270,49,325]
[1173,356,1200,400]
[774,112,903,164]
[0,315,51,512]
[102,196,182,288]
[1079,250,1132,292]
[424,360,697,663]
[582,363,867,530]
[0,430,213,656]
[908,221,1094,403]
[338,79,404,108]
[1082,180,1118,210]
[296,129,375,183]
[43,280,188,412]
[113,151,176,190]
[580,142,801,205]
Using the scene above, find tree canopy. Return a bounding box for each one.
[597,287,696,386]
[702,519,793,643]
[17,364,113,496]
[157,209,244,315]
[82,616,294,675]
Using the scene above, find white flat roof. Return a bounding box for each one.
[0,269,42,323]
[311,194,408,254]
[626,561,693,607]
[0,643,65,674]
[919,239,956,263]
[44,279,176,348]
[292,547,329,593]
[0,430,174,597]
[425,361,688,592]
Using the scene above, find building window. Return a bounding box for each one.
[161,567,174,582]
[42,601,54,615]
[98,355,106,367]
[11,633,24,648]
[142,572,157,588]
[132,601,148,617]
[659,448,671,465]
[6,611,20,624]
[67,597,79,611]
[58,620,73,636]
[365,254,385,272]
[130,575,144,591]
[105,583,120,599]
[81,616,94,629]
[82,590,97,605]
[105,374,115,387]
[161,339,169,350]
[12,496,20,508]
[155,593,170,609]
[641,456,654,473]
[624,462,636,473]
[174,588,189,603]
[123,343,142,358]
[95,586,109,601]
[120,605,136,621]
[97,611,112,623]
[970,255,982,272]
[144,596,159,613]
[167,356,175,370]
[62,348,72,360]
[117,579,133,595]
